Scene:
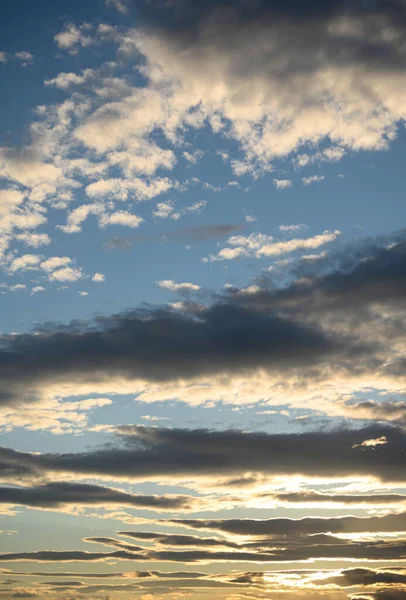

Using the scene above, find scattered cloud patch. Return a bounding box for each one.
[157,280,200,293]
[273,179,292,189]
[302,175,325,186]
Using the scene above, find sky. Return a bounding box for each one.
[1,0,406,599]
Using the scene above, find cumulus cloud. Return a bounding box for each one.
[92,272,105,283]
[40,256,72,272]
[130,0,406,170]
[98,210,144,229]
[31,286,45,295]
[14,51,34,66]
[48,267,83,283]
[85,177,174,202]
[156,280,200,293]
[208,230,340,261]
[54,23,93,53]
[273,179,292,189]
[8,254,42,273]
[45,69,96,89]
[15,233,51,248]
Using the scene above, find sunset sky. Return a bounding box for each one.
[1,1,406,599]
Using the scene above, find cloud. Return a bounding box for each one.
[54,23,93,53]
[302,175,325,185]
[98,210,144,228]
[131,0,406,170]
[153,201,175,219]
[156,199,207,221]
[31,286,45,295]
[85,177,174,202]
[57,203,103,234]
[317,567,406,587]
[8,254,41,273]
[15,233,51,248]
[45,69,96,89]
[279,224,307,233]
[48,267,83,283]
[270,490,406,506]
[105,224,242,249]
[40,257,72,272]
[2,527,406,564]
[352,436,388,449]
[14,51,34,66]
[105,0,130,14]
[156,280,200,293]
[3,424,406,483]
[0,51,34,66]
[273,179,292,189]
[0,482,198,512]
[3,233,406,420]
[172,509,406,537]
[92,272,106,283]
[208,230,340,261]
[183,150,204,165]
[0,297,338,411]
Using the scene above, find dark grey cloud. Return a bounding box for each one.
[318,567,406,587]
[353,590,406,600]
[118,531,239,549]
[2,234,406,411]
[105,224,242,250]
[0,550,143,563]
[146,541,406,563]
[6,569,206,579]
[269,491,406,505]
[0,482,196,511]
[3,535,406,564]
[2,424,406,482]
[0,300,340,408]
[234,239,406,315]
[171,511,406,537]
[137,0,406,79]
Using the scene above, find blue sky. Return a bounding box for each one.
[1,1,406,599]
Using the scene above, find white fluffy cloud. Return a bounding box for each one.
[31,286,45,294]
[157,280,200,292]
[15,232,51,248]
[54,23,93,53]
[302,175,325,186]
[98,210,143,228]
[92,272,106,283]
[45,69,96,89]
[208,230,340,261]
[273,179,293,189]
[85,177,174,202]
[41,256,72,272]
[9,254,42,272]
[48,266,83,282]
